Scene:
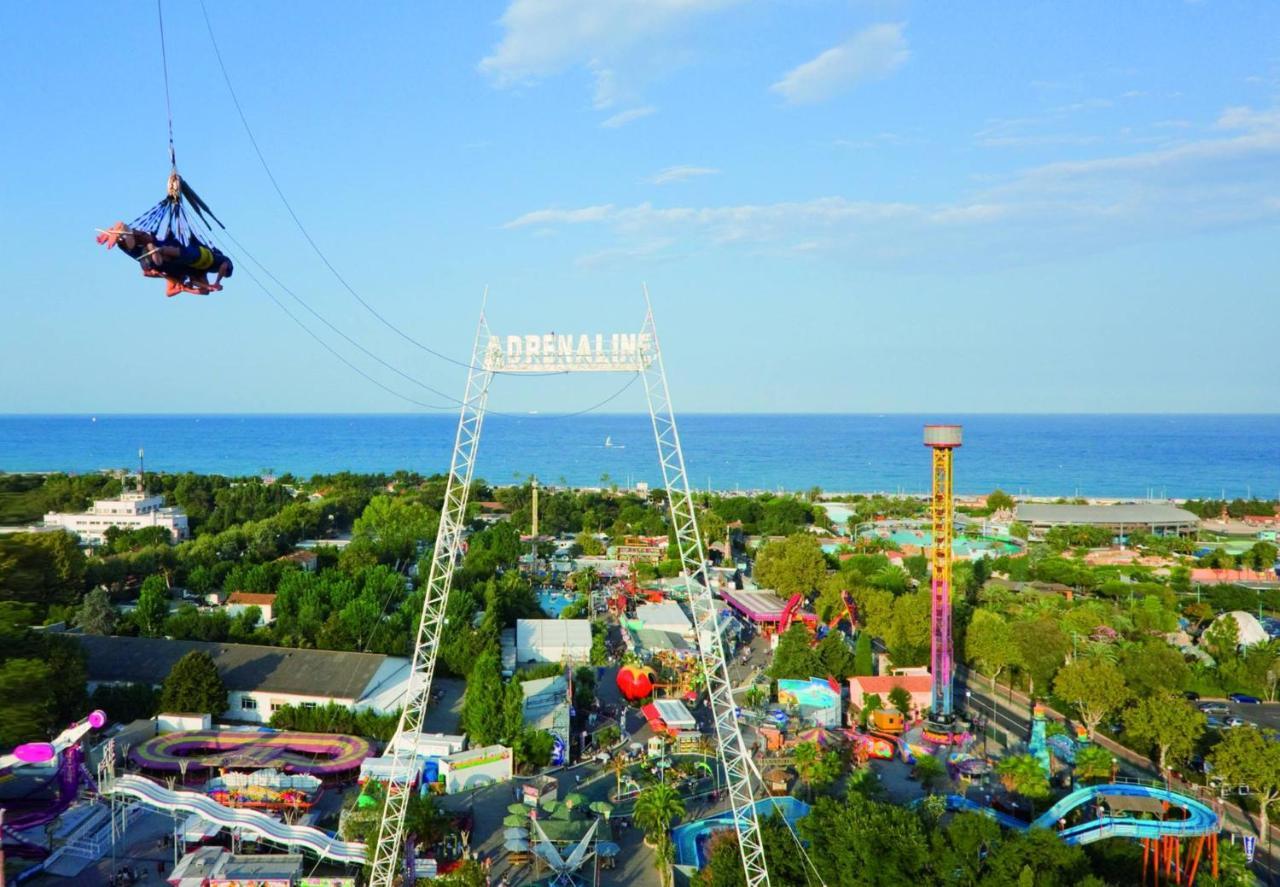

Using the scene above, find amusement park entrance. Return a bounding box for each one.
[367,294,771,887]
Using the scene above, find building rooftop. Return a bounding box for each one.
[1015,503,1199,525]
[74,635,392,699]
[226,591,277,607]
[515,619,592,651]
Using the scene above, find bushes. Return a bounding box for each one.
[268,701,400,741]
[89,682,161,724]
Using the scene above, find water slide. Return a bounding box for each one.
[103,774,366,864]
[944,783,1220,847]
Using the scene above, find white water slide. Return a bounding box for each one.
[103,774,365,863]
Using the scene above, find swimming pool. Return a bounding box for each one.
[672,796,811,868]
[860,529,1019,556]
[537,589,583,618]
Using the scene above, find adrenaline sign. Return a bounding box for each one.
[484,332,655,373]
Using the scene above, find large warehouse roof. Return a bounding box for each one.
[1015,503,1199,526]
[76,635,392,699]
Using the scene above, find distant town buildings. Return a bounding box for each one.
[225,591,278,624]
[43,488,189,544]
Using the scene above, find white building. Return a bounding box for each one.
[44,489,189,544]
[76,636,411,725]
[439,744,513,794]
[515,619,592,665]
[635,601,694,637]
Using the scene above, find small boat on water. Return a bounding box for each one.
[604,436,625,449]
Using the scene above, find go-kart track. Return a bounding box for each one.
[129,730,372,777]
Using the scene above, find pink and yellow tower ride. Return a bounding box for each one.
[923,424,962,739]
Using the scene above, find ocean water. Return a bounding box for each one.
[0,414,1276,499]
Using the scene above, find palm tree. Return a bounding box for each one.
[792,741,819,799]
[632,781,686,843]
[610,754,628,800]
[995,754,1050,800]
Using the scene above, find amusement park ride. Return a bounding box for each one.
[368,294,772,887]
[923,424,963,744]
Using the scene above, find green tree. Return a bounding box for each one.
[575,531,605,556]
[1248,541,1279,572]
[1209,725,1280,837]
[351,495,436,570]
[792,741,842,799]
[461,648,505,746]
[633,781,686,887]
[913,754,947,792]
[159,651,227,717]
[799,794,931,885]
[1009,521,1030,541]
[1052,659,1129,739]
[0,658,54,746]
[884,592,931,666]
[1118,638,1191,698]
[1124,695,1206,773]
[888,684,912,716]
[1203,614,1241,663]
[74,587,118,635]
[852,631,874,676]
[987,489,1015,512]
[768,623,817,680]
[1073,746,1114,784]
[965,609,1017,694]
[996,754,1050,799]
[753,534,826,600]
[813,633,857,682]
[1012,615,1068,698]
[501,679,526,745]
[135,575,171,637]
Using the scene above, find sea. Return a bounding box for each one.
[0,414,1276,500]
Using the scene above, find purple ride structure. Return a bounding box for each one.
[923,424,962,743]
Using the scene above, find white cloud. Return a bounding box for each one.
[770,23,908,105]
[648,165,720,185]
[1216,105,1280,132]
[480,0,741,113]
[503,107,1280,265]
[600,106,656,128]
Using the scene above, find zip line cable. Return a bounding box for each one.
[185,4,648,419]
[198,218,643,419]
[156,0,176,167]
[197,0,565,379]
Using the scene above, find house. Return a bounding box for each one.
[74,635,411,725]
[514,619,592,665]
[847,675,933,718]
[225,591,277,624]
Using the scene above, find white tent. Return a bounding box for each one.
[516,619,592,664]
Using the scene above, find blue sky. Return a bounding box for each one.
[1,1,1277,414]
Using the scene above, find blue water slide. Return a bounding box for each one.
[945,783,1219,848]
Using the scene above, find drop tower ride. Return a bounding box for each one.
[924,424,962,739]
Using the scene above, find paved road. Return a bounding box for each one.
[1197,698,1280,733]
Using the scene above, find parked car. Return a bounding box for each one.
[1225,716,1246,728]
[1229,693,1262,704]
[1182,691,1201,701]
[1199,702,1230,715]
[1206,717,1224,729]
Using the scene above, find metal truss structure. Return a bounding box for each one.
[368,315,496,887]
[369,295,769,887]
[924,424,962,721]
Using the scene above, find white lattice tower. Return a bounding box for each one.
[637,293,770,887]
[367,314,496,887]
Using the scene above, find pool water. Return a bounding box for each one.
[672,796,811,868]
[537,589,583,618]
[862,529,1019,556]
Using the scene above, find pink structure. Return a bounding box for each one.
[924,424,962,729]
